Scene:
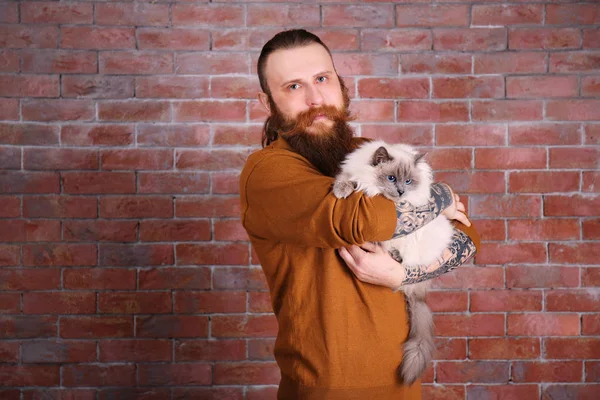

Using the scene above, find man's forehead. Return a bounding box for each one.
[265,43,335,84]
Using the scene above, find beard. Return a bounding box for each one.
[267,99,356,177]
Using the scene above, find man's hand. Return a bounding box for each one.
[443,186,470,227]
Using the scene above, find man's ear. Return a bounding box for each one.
[257,92,271,116]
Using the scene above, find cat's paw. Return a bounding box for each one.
[332,180,355,198]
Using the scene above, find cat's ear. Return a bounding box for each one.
[372,146,392,166]
[414,152,427,164]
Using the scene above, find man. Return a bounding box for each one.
[240,29,479,399]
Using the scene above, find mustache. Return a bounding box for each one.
[277,105,350,137]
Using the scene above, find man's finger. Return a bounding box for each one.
[454,211,471,227]
[360,242,378,252]
[456,201,466,212]
[338,247,358,270]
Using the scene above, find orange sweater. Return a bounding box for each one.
[240,138,479,399]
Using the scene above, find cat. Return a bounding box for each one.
[332,140,455,385]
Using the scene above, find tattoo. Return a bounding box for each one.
[400,230,477,286]
[392,182,454,238]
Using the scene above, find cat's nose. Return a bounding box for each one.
[397,189,404,196]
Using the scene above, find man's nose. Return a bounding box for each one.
[305,85,324,107]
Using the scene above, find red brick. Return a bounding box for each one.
[547,4,600,25]
[435,171,505,193]
[548,99,600,121]
[140,220,210,242]
[101,149,172,170]
[213,125,261,147]
[0,25,58,49]
[100,51,173,74]
[100,244,173,267]
[401,53,471,75]
[585,124,600,145]
[177,243,249,266]
[21,2,92,24]
[172,4,243,26]
[361,124,433,146]
[100,196,172,219]
[307,29,360,52]
[547,290,600,312]
[0,146,19,169]
[508,219,580,241]
[213,267,268,290]
[63,364,135,387]
[247,4,319,26]
[139,267,211,290]
[249,292,272,314]
[436,124,504,146]
[0,316,57,339]
[174,291,245,314]
[473,100,543,122]
[23,292,95,315]
[472,4,542,25]
[248,338,276,361]
[62,172,136,194]
[509,28,581,50]
[0,75,59,97]
[214,220,249,241]
[98,292,171,314]
[0,220,60,242]
[0,340,19,361]
[582,75,600,97]
[22,50,96,74]
[360,29,432,52]
[23,244,97,267]
[509,123,582,146]
[545,338,600,359]
[24,148,98,170]
[137,28,209,50]
[434,314,504,337]
[437,361,508,383]
[61,27,134,49]
[584,28,600,49]
[583,315,600,335]
[0,365,59,386]
[550,148,598,169]
[0,3,18,23]
[509,171,579,193]
[397,5,468,27]
[472,219,505,241]
[551,243,599,265]
[176,149,248,170]
[475,148,545,169]
[471,290,542,312]
[136,76,208,99]
[583,219,600,239]
[212,28,280,51]
[545,195,600,216]
[61,124,135,145]
[98,389,169,400]
[0,50,19,72]
[173,100,246,122]
[434,76,503,99]
[426,291,467,312]
[1,171,59,194]
[422,385,464,400]
[136,315,208,338]
[210,76,263,99]
[474,52,546,74]
[64,268,136,290]
[332,53,398,76]
[476,243,546,265]
[583,268,600,287]
[424,148,471,170]
[0,269,60,291]
[138,124,209,147]
[96,3,170,26]
[176,52,249,74]
[586,361,600,382]
[550,52,600,73]
[467,385,540,399]
[508,313,579,336]
[348,100,395,122]
[322,4,393,28]
[100,340,171,362]
[172,388,243,400]
[23,195,96,218]
[22,99,94,122]
[175,339,246,362]
[98,101,171,122]
[358,77,428,99]
[434,28,506,51]
[214,362,280,385]
[60,316,134,339]
[0,196,20,218]
[176,196,240,218]
[62,76,134,99]
[507,76,579,98]
[138,172,209,194]
[513,361,583,383]
[469,338,540,360]
[398,101,469,122]
[544,385,600,399]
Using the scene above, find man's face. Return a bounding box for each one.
[259,43,346,135]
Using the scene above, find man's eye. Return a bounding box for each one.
[289,84,300,90]
[316,76,327,83]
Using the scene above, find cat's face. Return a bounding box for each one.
[371,146,425,201]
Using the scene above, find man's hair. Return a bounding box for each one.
[258,29,347,147]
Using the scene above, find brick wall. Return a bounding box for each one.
[0,1,598,399]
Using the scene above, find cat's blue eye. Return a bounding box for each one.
[405,179,412,185]
[387,175,396,182]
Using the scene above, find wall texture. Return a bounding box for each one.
[0,1,599,399]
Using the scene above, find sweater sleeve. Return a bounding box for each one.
[240,149,397,249]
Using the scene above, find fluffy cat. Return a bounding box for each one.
[332,140,454,385]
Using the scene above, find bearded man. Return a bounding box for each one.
[239,29,480,400]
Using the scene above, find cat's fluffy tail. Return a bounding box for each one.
[398,296,435,385]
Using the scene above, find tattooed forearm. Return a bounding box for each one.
[398,230,477,287]
[392,182,454,238]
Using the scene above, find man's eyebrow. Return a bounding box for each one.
[279,70,334,88]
